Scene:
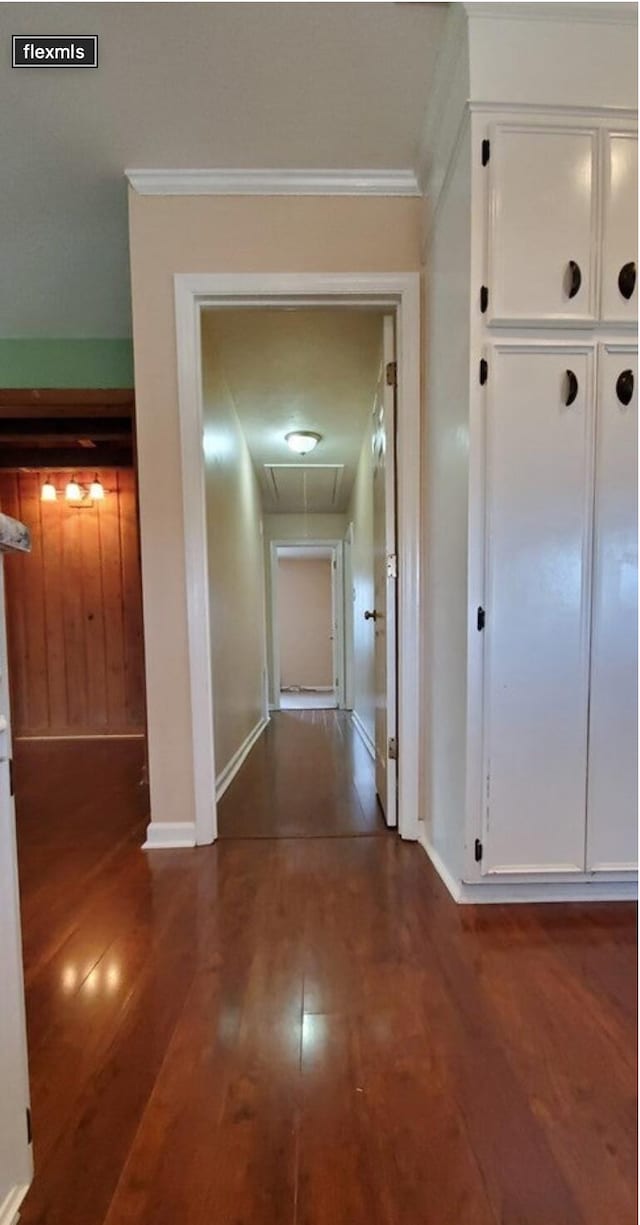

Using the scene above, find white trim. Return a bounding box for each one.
[0,1184,29,1225]
[457,880,638,904]
[465,3,638,24]
[142,821,197,850]
[417,825,462,903]
[174,280,217,846]
[418,826,638,905]
[173,272,421,845]
[351,710,376,762]
[469,102,638,121]
[216,717,269,802]
[126,168,420,198]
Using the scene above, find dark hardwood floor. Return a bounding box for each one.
[12,722,638,1225]
[218,709,387,838]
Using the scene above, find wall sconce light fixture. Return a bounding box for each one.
[40,473,107,505]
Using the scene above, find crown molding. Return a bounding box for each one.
[465,2,637,23]
[125,168,421,198]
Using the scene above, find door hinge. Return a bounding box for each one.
[26,1106,32,1145]
[479,358,488,386]
[477,606,486,631]
[388,737,398,761]
[480,285,489,314]
[386,553,397,580]
[385,360,397,388]
[9,758,14,797]
[474,838,483,862]
[482,138,490,166]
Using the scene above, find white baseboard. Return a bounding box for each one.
[418,825,639,904]
[280,686,334,694]
[142,821,197,850]
[458,878,639,904]
[216,716,269,802]
[417,825,462,902]
[0,1185,29,1225]
[351,710,376,761]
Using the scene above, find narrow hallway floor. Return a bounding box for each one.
[12,722,638,1225]
[218,709,386,838]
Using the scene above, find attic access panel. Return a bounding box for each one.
[262,464,345,513]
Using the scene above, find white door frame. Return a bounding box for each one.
[343,522,355,712]
[270,540,344,710]
[173,272,421,845]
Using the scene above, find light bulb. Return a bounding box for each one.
[65,479,81,501]
[285,431,322,456]
[89,475,105,500]
[41,478,57,502]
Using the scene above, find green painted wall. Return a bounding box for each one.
[0,339,134,388]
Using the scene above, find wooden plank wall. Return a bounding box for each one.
[0,470,146,738]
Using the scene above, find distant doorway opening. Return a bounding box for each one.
[271,543,343,711]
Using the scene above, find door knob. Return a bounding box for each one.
[364,609,377,621]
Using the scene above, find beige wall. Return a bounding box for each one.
[201,316,266,778]
[128,192,421,828]
[278,557,333,690]
[348,413,376,745]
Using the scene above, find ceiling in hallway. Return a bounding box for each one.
[202,308,383,514]
[1,2,447,338]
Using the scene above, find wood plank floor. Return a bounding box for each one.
[218,710,387,838]
[13,720,638,1225]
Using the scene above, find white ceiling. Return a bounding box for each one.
[202,308,383,513]
[0,2,447,338]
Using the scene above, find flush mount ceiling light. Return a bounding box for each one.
[285,431,322,456]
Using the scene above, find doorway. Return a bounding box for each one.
[0,390,149,893]
[271,542,343,711]
[173,275,420,844]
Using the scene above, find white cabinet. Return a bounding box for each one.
[601,132,638,323]
[586,346,638,870]
[482,344,594,874]
[487,124,598,325]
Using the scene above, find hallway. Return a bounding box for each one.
[218,709,386,839]
[13,719,638,1225]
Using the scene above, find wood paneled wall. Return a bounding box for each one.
[0,470,145,738]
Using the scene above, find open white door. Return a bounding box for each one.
[0,517,33,1221]
[372,317,398,826]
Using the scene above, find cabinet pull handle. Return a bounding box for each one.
[567,260,582,299]
[618,261,636,301]
[616,369,634,407]
[564,370,579,407]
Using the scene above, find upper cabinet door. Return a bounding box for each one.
[586,347,638,872]
[601,132,638,323]
[487,124,598,326]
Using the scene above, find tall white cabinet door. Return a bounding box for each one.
[487,125,598,325]
[601,132,638,324]
[586,348,638,871]
[483,345,595,874]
